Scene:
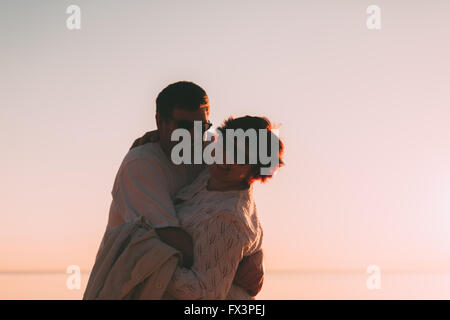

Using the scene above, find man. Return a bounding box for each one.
[104,81,263,297]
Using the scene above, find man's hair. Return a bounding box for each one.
[217,115,285,183]
[156,81,208,120]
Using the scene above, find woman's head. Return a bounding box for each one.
[210,115,284,187]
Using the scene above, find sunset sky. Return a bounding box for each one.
[1,0,450,277]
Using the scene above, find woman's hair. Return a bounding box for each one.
[216,115,285,183]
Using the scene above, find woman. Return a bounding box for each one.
[164,115,284,299]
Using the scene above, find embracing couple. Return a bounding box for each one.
[83,81,284,300]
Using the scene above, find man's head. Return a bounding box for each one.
[155,81,210,155]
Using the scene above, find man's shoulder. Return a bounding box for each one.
[112,143,168,193]
[122,142,165,167]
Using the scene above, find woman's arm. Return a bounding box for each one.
[165,215,245,300]
[233,249,264,296]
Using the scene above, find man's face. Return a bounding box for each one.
[158,103,210,157]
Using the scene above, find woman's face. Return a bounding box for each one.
[209,135,256,186]
[209,163,254,186]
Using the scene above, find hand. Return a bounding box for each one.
[130,130,160,150]
[233,249,264,297]
[155,227,194,268]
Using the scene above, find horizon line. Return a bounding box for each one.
[1,268,450,274]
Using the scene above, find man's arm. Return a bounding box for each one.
[155,227,193,268]
[112,157,193,267]
[233,249,264,297]
[130,130,159,150]
[166,216,246,300]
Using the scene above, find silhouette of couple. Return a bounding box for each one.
[84,81,284,300]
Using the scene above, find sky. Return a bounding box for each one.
[1,0,450,274]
